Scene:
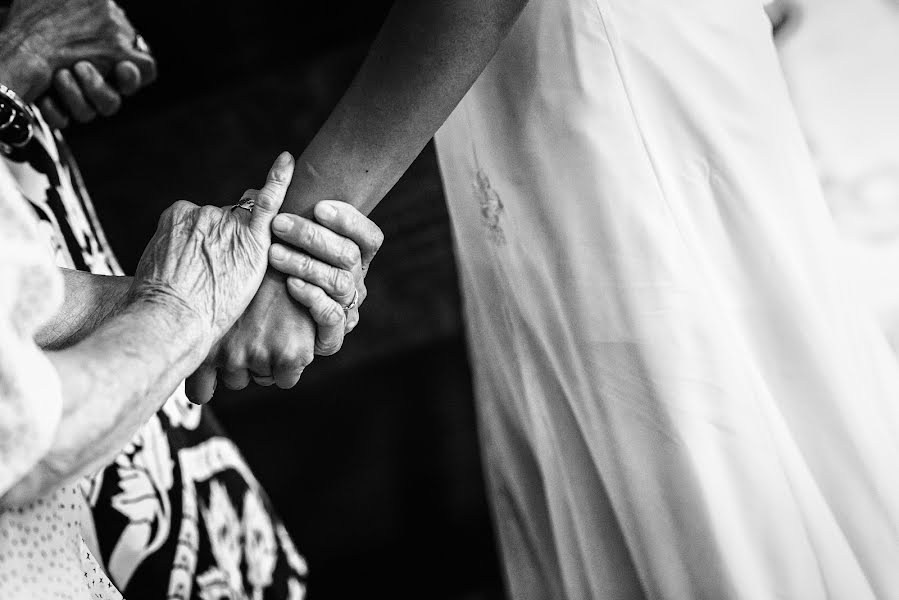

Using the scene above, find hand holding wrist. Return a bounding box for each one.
[126,282,213,355]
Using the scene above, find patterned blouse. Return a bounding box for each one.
[0,110,308,600]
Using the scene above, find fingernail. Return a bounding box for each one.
[316,202,337,220]
[270,245,287,261]
[272,215,291,233]
[271,152,294,183]
[290,278,305,290]
[276,151,292,166]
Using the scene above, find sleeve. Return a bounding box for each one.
[0,167,65,497]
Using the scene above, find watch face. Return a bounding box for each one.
[6,118,32,146]
[0,102,14,131]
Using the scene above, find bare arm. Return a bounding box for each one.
[189,0,530,401]
[283,0,529,216]
[2,153,292,506]
[35,269,131,350]
[2,296,208,507]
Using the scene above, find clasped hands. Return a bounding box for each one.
[131,152,383,406]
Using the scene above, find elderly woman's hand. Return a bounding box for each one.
[38,58,153,129]
[0,0,155,104]
[130,152,294,353]
[182,202,383,402]
[268,201,384,347]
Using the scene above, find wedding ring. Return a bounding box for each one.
[231,197,255,213]
[342,288,359,314]
[134,33,151,54]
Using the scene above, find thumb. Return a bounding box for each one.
[249,151,295,239]
[185,365,218,405]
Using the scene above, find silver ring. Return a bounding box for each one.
[342,288,359,314]
[134,33,151,54]
[231,197,255,213]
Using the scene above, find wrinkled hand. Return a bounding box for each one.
[0,0,155,103]
[130,152,293,353]
[268,201,384,353]
[183,202,384,403]
[39,58,154,129]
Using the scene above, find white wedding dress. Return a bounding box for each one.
[434,0,899,598]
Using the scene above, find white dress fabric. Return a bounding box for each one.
[777,0,899,354]
[0,164,121,599]
[434,0,899,598]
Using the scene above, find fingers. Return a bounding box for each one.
[252,375,275,387]
[249,152,294,238]
[269,244,356,305]
[127,53,157,87]
[54,69,96,123]
[313,201,385,270]
[345,308,360,334]
[38,97,70,130]
[185,365,217,405]
[74,61,122,116]
[222,368,251,391]
[271,214,362,273]
[114,61,143,96]
[119,37,158,88]
[272,339,313,389]
[273,363,305,390]
[286,278,346,356]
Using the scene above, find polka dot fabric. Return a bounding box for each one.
[0,486,122,600]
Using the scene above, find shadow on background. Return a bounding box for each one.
[64,2,506,598]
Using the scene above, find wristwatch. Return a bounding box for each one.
[0,84,35,154]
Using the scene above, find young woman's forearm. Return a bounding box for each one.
[35,269,131,350]
[1,296,207,507]
[282,0,529,216]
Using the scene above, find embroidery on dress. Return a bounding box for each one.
[473,169,506,245]
[243,490,277,600]
[108,414,175,588]
[162,389,203,431]
[199,480,245,599]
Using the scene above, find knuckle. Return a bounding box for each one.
[279,339,314,368]
[299,222,318,247]
[332,269,354,296]
[340,243,362,268]
[346,318,359,334]
[246,347,270,371]
[317,339,343,356]
[371,227,386,251]
[319,302,344,326]
[294,347,314,367]
[197,205,220,226]
[254,189,276,210]
[223,350,247,372]
[269,167,290,185]
[163,200,190,222]
[292,252,311,273]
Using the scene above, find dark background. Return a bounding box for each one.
[64,2,506,598]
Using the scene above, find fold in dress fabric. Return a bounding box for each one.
[434,0,899,598]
